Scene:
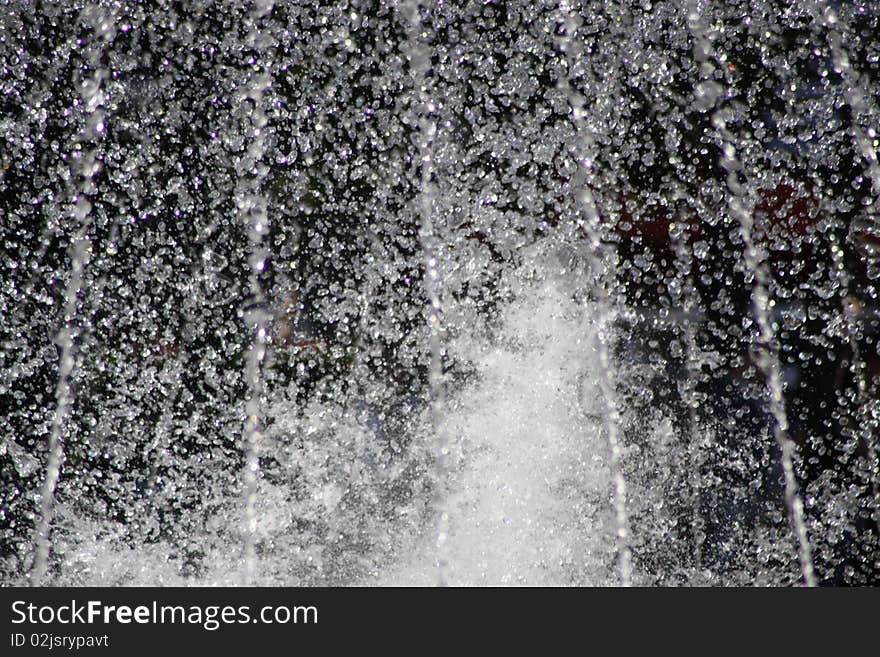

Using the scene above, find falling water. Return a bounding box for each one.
[556,0,632,587]
[237,0,276,586]
[687,0,816,585]
[400,0,451,587]
[30,5,112,585]
[3,0,880,587]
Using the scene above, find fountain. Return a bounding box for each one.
[1,0,878,586]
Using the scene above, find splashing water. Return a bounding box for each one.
[2,0,879,586]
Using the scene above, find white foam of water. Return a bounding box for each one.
[377,274,615,585]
